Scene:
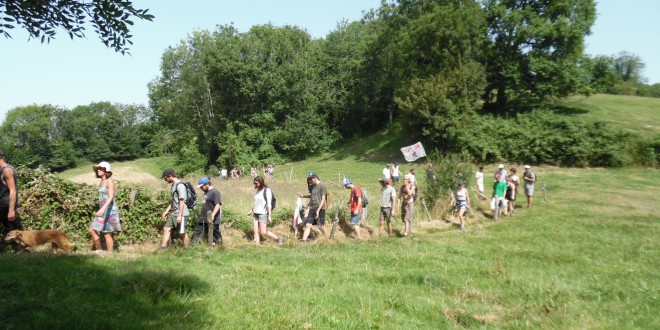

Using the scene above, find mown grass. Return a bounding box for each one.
[559,94,660,139]
[2,165,658,328]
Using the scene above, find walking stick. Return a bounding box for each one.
[207,211,213,246]
[421,199,432,222]
[330,206,340,239]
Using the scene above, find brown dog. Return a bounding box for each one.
[5,230,75,253]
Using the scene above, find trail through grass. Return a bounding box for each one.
[3,166,658,328]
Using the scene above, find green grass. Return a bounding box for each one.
[559,94,660,139]
[3,165,658,328]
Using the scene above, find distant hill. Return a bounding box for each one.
[559,94,660,139]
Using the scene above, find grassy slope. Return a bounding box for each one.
[4,96,659,328]
[559,94,660,139]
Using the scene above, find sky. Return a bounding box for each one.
[1,0,659,122]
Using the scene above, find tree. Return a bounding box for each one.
[483,0,596,112]
[0,0,153,54]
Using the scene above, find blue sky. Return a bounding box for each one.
[1,0,658,121]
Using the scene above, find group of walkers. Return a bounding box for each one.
[0,148,538,253]
[473,163,537,223]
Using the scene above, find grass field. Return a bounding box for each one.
[3,94,659,328]
[559,94,660,139]
[2,163,658,328]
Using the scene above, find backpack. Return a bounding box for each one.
[175,182,198,209]
[262,188,277,211]
[360,187,369,207]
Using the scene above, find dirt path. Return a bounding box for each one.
[66,164,163,189]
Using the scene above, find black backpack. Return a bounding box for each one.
[176,182,198,209]
[262,188,277,211]
[360,187,369,207]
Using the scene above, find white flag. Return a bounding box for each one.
[400,142,427,162]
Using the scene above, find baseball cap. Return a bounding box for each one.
[378,176,390,183]
[198,177,211,187]
[342,178,352,187]
[524,165,531,169]
[307,172,318,179]
[457,180,465,186]
[498,163,504,169]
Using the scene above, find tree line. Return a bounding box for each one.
[2,0,658,171]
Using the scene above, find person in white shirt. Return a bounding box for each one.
[382,164,391,180]
[476,166,484,194]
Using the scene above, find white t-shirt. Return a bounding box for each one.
[252,188,273,215]
[475,171,484,185]
[383,167,391,179]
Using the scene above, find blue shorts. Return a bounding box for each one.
[350,211,361,225]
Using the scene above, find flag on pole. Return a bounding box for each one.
[400,142,427,162]
[293,197,303,235]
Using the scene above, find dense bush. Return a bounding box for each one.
[458,110,632,167]
[18,167,169,245]
[423,153,474,215]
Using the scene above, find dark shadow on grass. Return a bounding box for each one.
[0,254,211,328]
[551,104,591,116]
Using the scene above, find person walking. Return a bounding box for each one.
[382,164,391,181]
[0,150,23,250]
[299,172,327,242]
[89,161,122,253]
[378,176,397,237]
[247,176,282,244]
[159,169,190,249]
[476,166,485,195]
[391,161,401,185]
[454,181,470,231]
[191,177,223,245]
[342,178,363,240]
[523,165,536,207]
[426,163,436,184]
[399,176,416,237]
[492,174,507,219]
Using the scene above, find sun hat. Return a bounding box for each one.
[524,165,531,169]
[198,177,211,187]
[378,176,390,183]
[498,163,504,169]
[342,178,352,187]
[93,161,112,173]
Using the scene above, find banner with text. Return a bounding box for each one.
[400,142,427,162]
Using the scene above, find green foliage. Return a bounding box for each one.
[0,0,154,54]
[483,0,596,111]
[174,137,208,177]
[423,153,474,211]
[458,110,632,167]
[18,166,168,244]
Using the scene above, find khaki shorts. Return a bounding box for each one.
[165,214,188,234]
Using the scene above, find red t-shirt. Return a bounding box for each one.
[350,186,363,213]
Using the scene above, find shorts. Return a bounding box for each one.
[525,186,534,196]
[392,176,400,184]
[253,213,268,224]
[379,207,392,222]
[402,203,414,222]
[165,214,188,234]
[0,206,23,236]
[319,208,326,227]
[304,208,320,226]
[455,201,467,211]
[350,211,361,225]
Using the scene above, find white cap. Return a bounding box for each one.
[498,164,504,169]
[524,165,531,169]
[93,161,111,173]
